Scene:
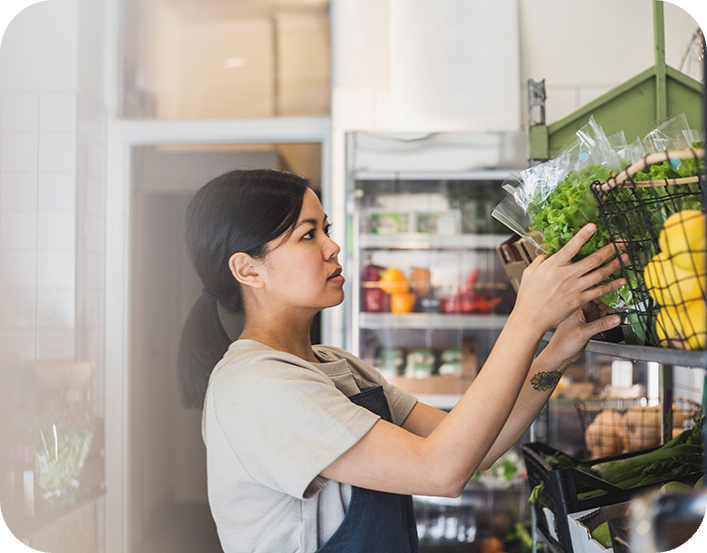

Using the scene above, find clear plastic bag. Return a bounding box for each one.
[492,116,620,259]
[643,113,697,153]
[491,115,701,310]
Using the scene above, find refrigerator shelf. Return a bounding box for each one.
[360,313,509,330]
[360,233,509,250]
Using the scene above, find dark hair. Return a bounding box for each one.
[177,168,310,409]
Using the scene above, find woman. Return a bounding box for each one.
[178,168,627,553]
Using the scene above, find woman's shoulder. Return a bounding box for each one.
[313,345,378,376]
[213,339,331,384]
[313,344,363,364]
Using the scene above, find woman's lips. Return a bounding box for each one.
[328,267,344,283]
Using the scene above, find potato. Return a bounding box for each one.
[625,405,660,451]
[585,410,626,458]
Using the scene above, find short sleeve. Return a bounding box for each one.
[316,346,418,427]
[209,356,380,500]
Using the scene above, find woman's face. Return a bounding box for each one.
[257,188,344,313]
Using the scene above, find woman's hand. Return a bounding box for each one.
[512,224,627,333]
[545,300,622,367]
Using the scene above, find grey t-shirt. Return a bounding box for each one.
[202,339,418,553]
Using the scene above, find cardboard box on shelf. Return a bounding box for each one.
[567,501,633,553]
[495,233,543,292]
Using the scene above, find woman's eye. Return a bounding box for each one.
[303,229,315,240]
[324,223,332,237]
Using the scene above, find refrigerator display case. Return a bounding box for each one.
[344,132,527,409]
[344,131,531,551]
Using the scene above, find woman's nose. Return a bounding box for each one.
[323,236,340,260]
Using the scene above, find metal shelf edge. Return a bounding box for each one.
[542,331,707,367]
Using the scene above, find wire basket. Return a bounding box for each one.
[574,397,701,460]
[590,149,706,348]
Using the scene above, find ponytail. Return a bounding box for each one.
[177,293,232,409]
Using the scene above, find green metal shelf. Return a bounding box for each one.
[529,0,703,161]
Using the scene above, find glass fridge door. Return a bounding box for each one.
[344,131,525,409]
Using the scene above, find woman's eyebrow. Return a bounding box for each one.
[295,214,329,229]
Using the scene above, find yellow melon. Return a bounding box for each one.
[659,210,706,272]
[643,252,705,306]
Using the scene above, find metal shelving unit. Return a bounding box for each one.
[543,331,707,368]
[526,3,705,550]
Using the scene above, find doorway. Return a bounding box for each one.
[112,137,324,553]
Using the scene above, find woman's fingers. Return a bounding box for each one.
[577,252,628,290]
[571,241,626,277]
[582,274,626,303]
[581,313,623,341]
[550,223,598,266]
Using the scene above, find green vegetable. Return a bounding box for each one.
[528,418,704,508]
[658,481,692,494]
[589,419,704,488]
[591,443,702,487]
[527,164,612,259]
[591,521,612,548]
[525,147,704,309]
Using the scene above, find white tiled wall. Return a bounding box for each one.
[0,89,106,393]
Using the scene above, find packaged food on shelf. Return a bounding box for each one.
[367,212,410,235]
[404,349,435,379]
[414,211,461,235]
[378,267,410,295]
[360,264,387,313]
[388,338,478,395]
[438,348,462,377]
[409,267,431,298]
[375,348,405,382]
[390,292,416,314]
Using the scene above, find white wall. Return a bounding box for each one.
[518,0,703,125]
[330,0,701,138]
[0,0,108,550]
[331,0,521,134]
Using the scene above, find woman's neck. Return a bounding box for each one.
[239,320,318,363]
[239,294,322,362]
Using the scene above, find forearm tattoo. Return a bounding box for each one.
[530,370,563,392]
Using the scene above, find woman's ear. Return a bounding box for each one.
[229,252,264,288]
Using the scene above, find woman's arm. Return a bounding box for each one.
[476,300,621,469]
[321,225,626,497]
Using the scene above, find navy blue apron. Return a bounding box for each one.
[315,385,420,553]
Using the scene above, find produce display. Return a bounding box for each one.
[375,346,467,380]
[528,419,704,511]
[644,210,707,349]
[577,398,699,460]
[360,264,505,315]
[493,114,706,349]
[587,480,698,550]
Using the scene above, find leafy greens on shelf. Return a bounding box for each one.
[524,144,704,308]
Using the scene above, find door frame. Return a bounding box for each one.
[104,116,332,553]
